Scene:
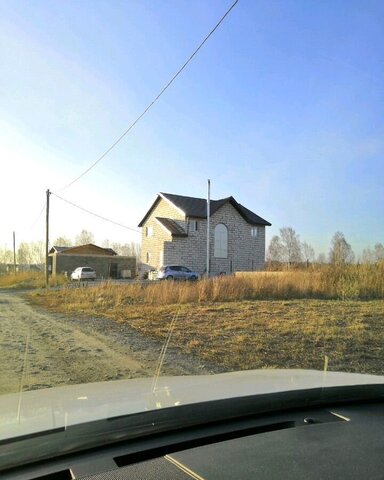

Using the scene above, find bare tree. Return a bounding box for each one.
[0,247,13,264]
[279,227,302,267]
[374,243,384,262]
[75,230,95,246]
[301,241,315,266]
[101,240,141,261]
[362,247,373,264]
[111,242,141,259]
[362,243,384,264]
[267,235,284,263]
[2,241,45,266]
[30,241,45,264]
[329,232,355,265]
[17,242,33,264]
[53,236,72,247]
[317,253,327,264]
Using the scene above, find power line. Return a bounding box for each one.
[51,192,140,233]
[60,0,239,191]
[28,202,46,231]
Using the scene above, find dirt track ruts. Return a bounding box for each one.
[0,290,216,395]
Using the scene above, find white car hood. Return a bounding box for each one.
[1,369,383,441]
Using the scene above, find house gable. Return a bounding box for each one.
[140,197,186,270]
[138,194,186,227]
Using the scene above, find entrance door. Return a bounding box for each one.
[109,263,118,279]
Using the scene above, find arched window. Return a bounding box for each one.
[214,224,228,258]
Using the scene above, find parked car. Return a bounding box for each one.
[70,266,96,281]
[157,265,199,281]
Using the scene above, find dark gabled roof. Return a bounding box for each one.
[156,217,188,237]
[161,193,271,225]
[232,199,272,226]
[160,193,208,218]
[49,244,117,255]
[138,192,271,227]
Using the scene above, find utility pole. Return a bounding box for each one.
[45,189,51,288]
[206,179,210,278]
[13,231,16,274]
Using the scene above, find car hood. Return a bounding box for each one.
[1,369,384,441]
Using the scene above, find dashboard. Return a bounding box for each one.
[3,397,384,480]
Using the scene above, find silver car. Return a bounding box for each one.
[70,266,97,281]
[158,265,198,281]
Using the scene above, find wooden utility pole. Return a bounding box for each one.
[206,179,210,278]
[13,231,16,274]
[45,189,51,288]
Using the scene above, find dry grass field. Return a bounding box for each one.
[0,272,68,290]
[28,265,384,375]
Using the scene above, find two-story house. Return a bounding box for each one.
[138,192,271,276]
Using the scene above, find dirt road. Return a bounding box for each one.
[0,290,215,395]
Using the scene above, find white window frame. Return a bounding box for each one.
[214,224,228,258]
[251,227,258,238]
[146,226,153,237]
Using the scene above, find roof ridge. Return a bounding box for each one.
[161,192,234,203]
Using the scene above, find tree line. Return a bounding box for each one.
[0,229,141,265]
[267,227,383,268]
[1,227,382,268]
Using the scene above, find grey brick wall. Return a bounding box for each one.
[140,198,266,275]
[163,202,265,275]
[140,197,186,271]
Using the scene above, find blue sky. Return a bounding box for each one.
[1,0,383,257]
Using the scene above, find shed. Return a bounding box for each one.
[48,244,136,279]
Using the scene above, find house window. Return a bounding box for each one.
[146,226,153,237]
[251,227,258,237]
[214,224,228,258]
[189,220,198,232]
[146,252,151,263]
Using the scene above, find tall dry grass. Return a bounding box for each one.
[42,264,384,312]
[318,264,384,300]
[0,272,69,289]
[237,263,384,301]
[139,263,383,304]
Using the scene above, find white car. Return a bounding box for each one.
[70,266,96,281]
